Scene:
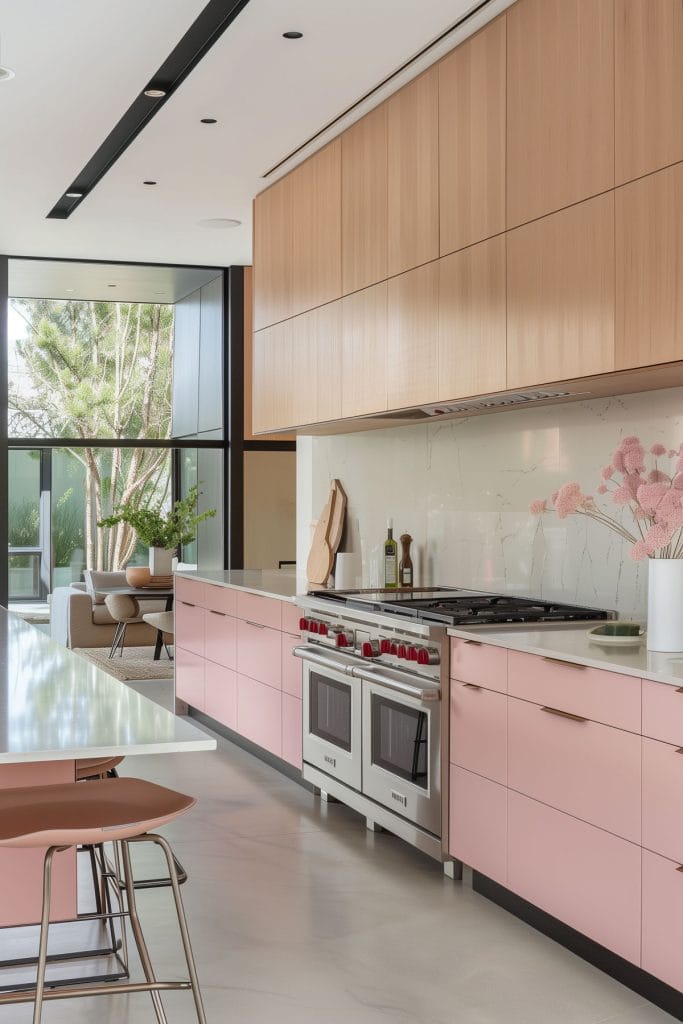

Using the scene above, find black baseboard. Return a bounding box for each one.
[473,872,683,1022]
[188,708,314,790]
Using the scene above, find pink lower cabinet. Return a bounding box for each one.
[508,792,641,965]
[175,646,205,711]
[237,674,282,758]
[642,678,683,747]
[204,610,237,669]
[282,694,303,769]
[449,766,506,884]
[204,663,237,730]
[450,638,507,693]
[642,849,683,991]
[236,591,282,630]
[175,600,205,657]
[281,631,302,698]
[507,697,641,843]
[236,619,282,690]
[450,681,507,785]
[643,736,683,862]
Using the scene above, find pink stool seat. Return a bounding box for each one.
[75,755,125,780]
[0,778,195,848]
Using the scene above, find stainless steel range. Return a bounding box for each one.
[295,587,612,862]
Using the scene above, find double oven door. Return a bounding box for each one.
[302,656,362,791]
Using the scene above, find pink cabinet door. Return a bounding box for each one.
[643,736,683,862]
[175,576,206,608]
[237,674,282,757]
[450,638,507,692]
[237,619,282,690]
[204,584,237,617]
[642,678,683,746]
[204,610,237,669]
[282,693,303,769]
[236,591,282,630]
[281,631,303,698]
[175,646,205,711]
[642,848,683,992]
[450,680,507,784]
[175,600,205,658]
[508,696,641,843]
[449,765,506,884]
[508,791,641,965]
[281,600,302,634]
[204,664,237,730]
[508,651,641,732]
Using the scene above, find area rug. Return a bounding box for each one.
[73,646,174,681]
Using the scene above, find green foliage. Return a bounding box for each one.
[98,484,215,551]
[52,488,85,568]
[8,499,40,547]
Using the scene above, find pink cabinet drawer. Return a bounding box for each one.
[175,576,206,608]
[237,619,282,689]
[175,600,205,657]
[450,680,507,784]
[508,696,641,843]
[204,664,237,730]
[236,591,282,630]
[643,678,683,746]
[643,849,683,992]
[175,647,205,711]
[643,736,683,861]
[281,600,302,635]
[204,610,237,669]
[237,674,282,757]
[282,694,303,770]
[204,584,237,617]
[508,791,641,965]
[281,632,303,698]
[449,766,506,884]
[508,651,641,732]
[450,638,507,692]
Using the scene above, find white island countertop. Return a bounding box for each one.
[175,568,303,602]
[0,608,215,764]
[448,622,683,689]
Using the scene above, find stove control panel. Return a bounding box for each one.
[298,616,441,668]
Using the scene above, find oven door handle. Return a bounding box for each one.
[351,666,441,702]
[292,646,355,675]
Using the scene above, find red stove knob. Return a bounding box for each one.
[361,642,373,658]
[417,647,440,666]
[380,638,392,654]
[309,620,319,634]
[336,632,348,648]
[299,617,309,631]
[390,642,398,655]
[318,623,328,636]
[397,644,408,659]
[408,646,419,661]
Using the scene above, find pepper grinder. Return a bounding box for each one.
[399,534,414,588]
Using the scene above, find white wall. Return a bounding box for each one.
[296,387,683,621]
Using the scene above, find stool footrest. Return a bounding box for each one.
[0,979,191,1006]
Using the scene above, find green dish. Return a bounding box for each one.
[588,622,645,646]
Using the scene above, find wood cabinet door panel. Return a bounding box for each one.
[507,194,615,388]
[506,0,614,228]
[289,140,342,317]
[439,17,506,254]
[450,681,507,785]
[438,236,506,401]
[253,175,293,331]
[342,105,388,293]
[449,766,506,885]
[387,69,439,276]
[341,282,388,418]
[387,262,438,409]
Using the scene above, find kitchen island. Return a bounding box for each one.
[0,607,215,927]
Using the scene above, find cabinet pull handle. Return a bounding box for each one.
[676,866,683,873]
[463,640,482,646]
[541,706,588,723]
[542,656,586,670]
[676,687,683,694]
[245,620,266,630]
[209,609,226,617]
[675,748,683,755]
[181,601,196,608]
[462,683,482,691]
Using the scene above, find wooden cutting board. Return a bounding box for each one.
[306,482,337,585]
[327,479,347,561]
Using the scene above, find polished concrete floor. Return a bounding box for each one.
[0,695,677,1023]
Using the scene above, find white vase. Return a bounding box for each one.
[148,546,174,577]
[647,558,683,652]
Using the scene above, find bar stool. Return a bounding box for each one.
[104,594,140,658]
[142,610,175,661]
[75,755,124,781]
[0,777,206,1024]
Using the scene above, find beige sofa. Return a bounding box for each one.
[50,573,167,649]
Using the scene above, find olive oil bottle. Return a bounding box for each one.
[383,519,398,588]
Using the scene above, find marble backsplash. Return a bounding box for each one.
[296,387,683,622]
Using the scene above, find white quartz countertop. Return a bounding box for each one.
[0,608,215,764]
[448,622,683,688]
[175,569,303,602]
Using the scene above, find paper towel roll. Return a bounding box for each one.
[335,552,362,590]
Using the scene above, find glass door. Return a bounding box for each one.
[310,671,352,751]
[370,693,429,788]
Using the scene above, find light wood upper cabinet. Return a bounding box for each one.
[616,163,683,370]
[253,175,292,332]
[387,261,439,410]
[506,0,614,229]
[615,0,683,186]
[341,282,388,418]
[507,193,615,389]
[439,236,506,401]
[243,268,295,441]
[387,69,439,277]
[439,17,506,255]
[341,106,388,295]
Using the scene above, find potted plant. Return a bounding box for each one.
[98,485,216,577]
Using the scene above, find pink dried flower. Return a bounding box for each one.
[664,506,683,530]
[529,499,548,515]
[623,445,646,474]
[613,484,634,505]
[651,443,667,456]
[645,521,676,554]
[648,469,669,484]
[621,436,642,449]
[601,465,614,480]
[551,490,559,505]
[636,482,669,516]
[674,473,683,491]
[658,490,683,518]
[597,484,608,494]
[670,450,680,459]
[553,482,587,519]
[630,540,648,561]
[612,450,625,473]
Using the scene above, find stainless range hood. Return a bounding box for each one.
[365,388,591,421]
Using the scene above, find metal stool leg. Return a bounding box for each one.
[33,846,67,1024]
[108,622,124,659]
[120,840,168,1024]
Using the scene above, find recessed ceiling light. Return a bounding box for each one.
[283,30,303,39]
[143,180,157,185]
[0,66,15,82]
[197,217,241,229]
[65,190,84,199]
[200,117,217,124]
[144,87,167,99]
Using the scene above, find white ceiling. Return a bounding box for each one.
[0,0,512,269]
[9,259,221,304]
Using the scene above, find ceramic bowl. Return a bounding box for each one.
[125,566,151,588]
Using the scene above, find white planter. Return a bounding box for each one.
[647,558,683,652]
[149,546,174,577]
